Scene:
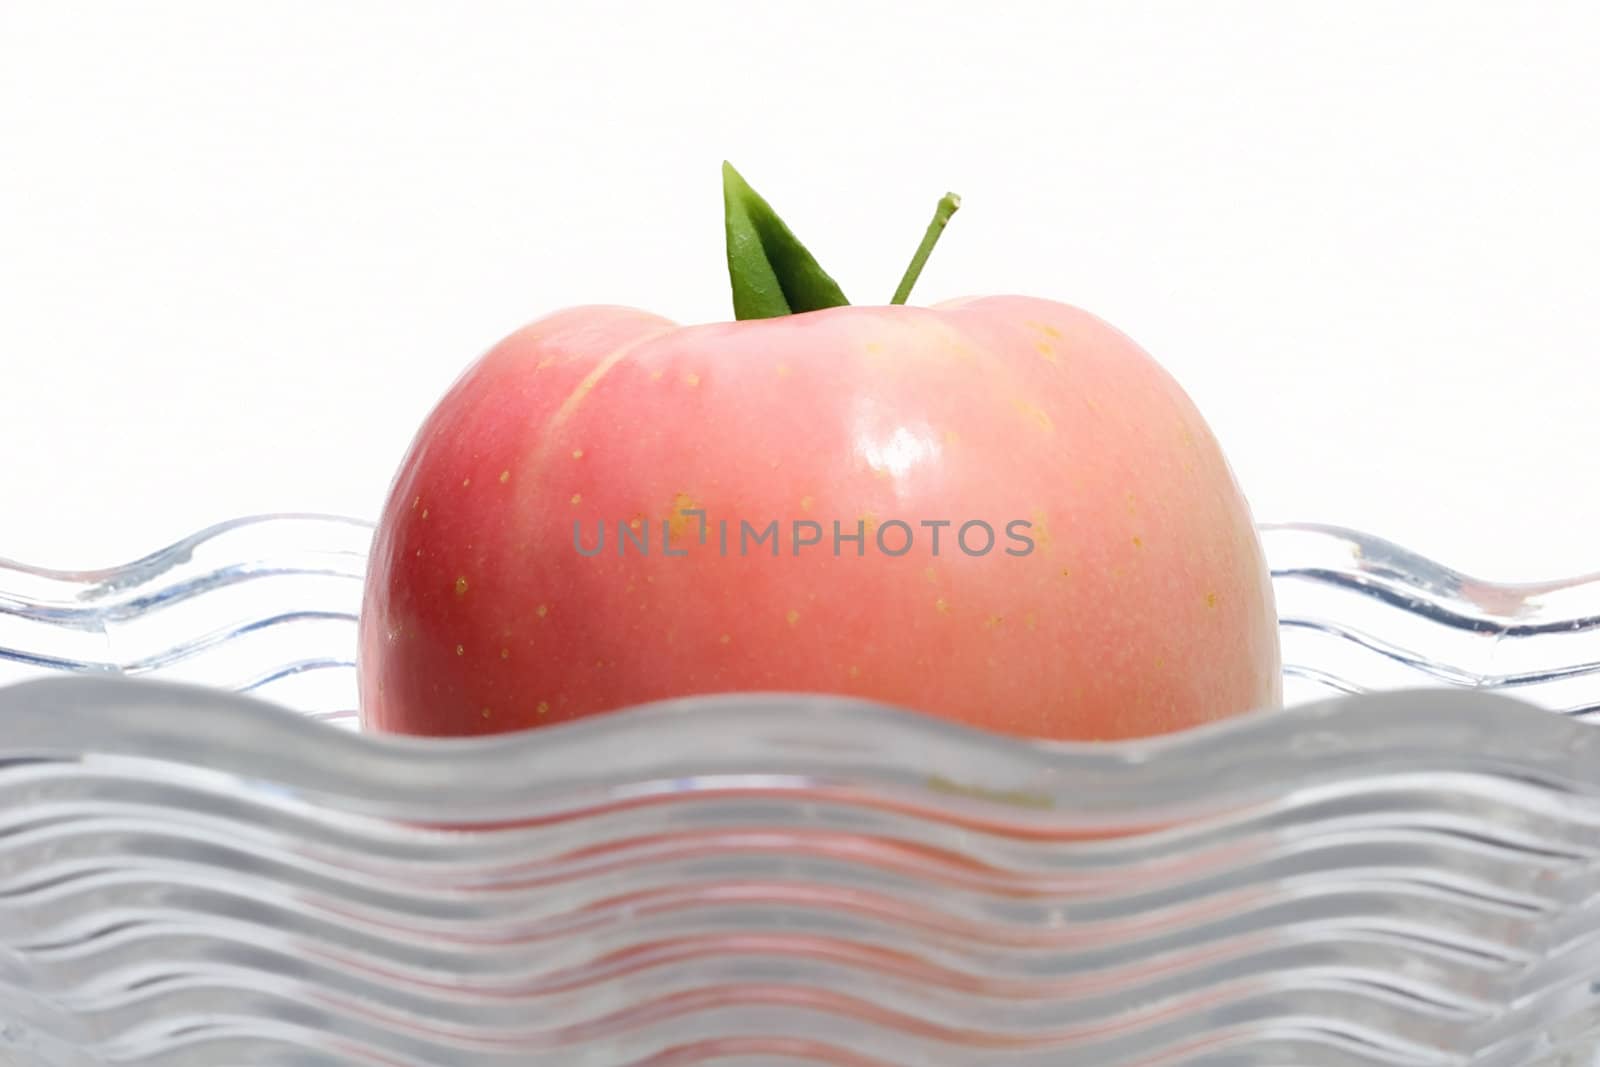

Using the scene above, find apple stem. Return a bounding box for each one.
[890,193,961,305]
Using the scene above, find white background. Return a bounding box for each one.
[1,1,1596,580]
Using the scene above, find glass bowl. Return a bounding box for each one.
[2,516,1598,1066]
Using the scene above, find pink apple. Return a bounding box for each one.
[357,166,1280,740]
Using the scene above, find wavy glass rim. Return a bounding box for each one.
[4,513,1599,727]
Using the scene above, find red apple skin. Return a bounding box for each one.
[357,297,1281,741]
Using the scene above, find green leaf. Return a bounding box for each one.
[722,161,850,320]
